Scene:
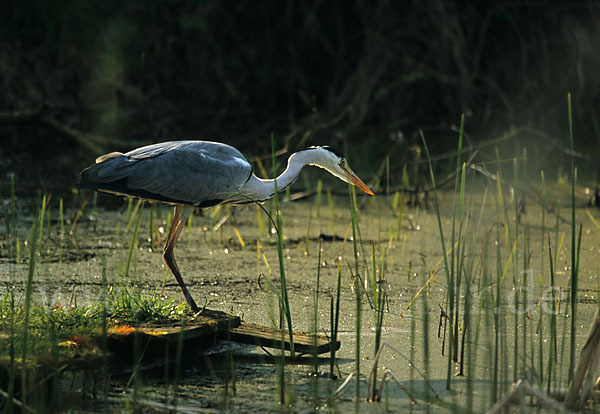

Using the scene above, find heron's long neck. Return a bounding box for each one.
[242,152,310,201]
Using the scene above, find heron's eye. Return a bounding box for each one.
[340,159,347,168]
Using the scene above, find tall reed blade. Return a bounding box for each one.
[6,288,16,414]
[21,196,44,407]
[327,189,336,234]
[449,114,465,368]
[271,135,294,356]
[330,261,342,378]
[420,131,453,391]
[125,202,144,278]
[568,91,578,384]
[313,238,322,353]
[371,243,377,310]
[10,173,17,249]
[311,239,322,406]
[348,184,362,405]
[512,157,520,382]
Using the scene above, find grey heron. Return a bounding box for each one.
[77,140,373,312]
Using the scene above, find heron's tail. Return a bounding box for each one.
[75,152,125,190]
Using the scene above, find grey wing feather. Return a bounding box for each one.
[78,141,253,206]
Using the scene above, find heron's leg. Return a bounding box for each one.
[163,204,200,313]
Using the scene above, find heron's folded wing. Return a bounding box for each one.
[80,141,253,206]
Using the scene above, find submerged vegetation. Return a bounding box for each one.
[2,106,600,411]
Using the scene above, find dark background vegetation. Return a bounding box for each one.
[1,0,599,196]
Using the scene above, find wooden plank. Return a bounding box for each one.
[104,309,241,358]
[1,309,343,384]
[129,308,241,341]
[219,322,340,355]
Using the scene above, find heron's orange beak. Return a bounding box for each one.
[344,166,374,195]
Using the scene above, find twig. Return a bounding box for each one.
[255,107,353,161]
[0,109,105,153]
[487,380,567,414]
[380,149,479,197]
[325,372,354,403]
[0,388,35,413]
[0,109,146,154]
[413,127,520,166]
[469,161,515,207]
[378,370,418,404]
[212,211,232,231]
[565,309,600,408]
[366,341,440,402]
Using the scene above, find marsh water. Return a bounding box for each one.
[2,180,600,412]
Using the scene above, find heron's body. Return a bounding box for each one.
[79,141,254,206]
[77,140,373,312]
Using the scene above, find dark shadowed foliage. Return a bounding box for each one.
[1,0,600,195]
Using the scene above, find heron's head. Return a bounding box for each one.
[299,146,374,195]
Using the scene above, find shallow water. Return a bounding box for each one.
[2,182,600,412]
